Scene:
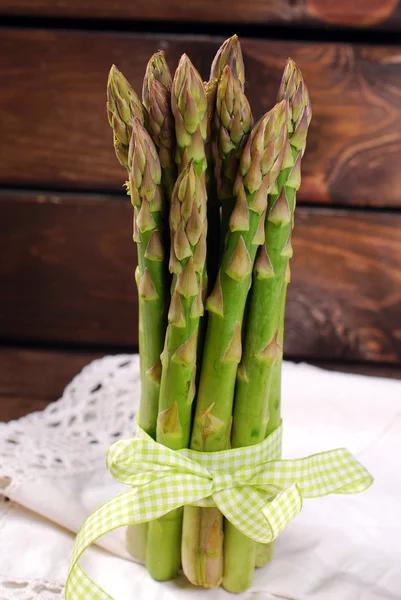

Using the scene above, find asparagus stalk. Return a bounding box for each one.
[222,60,311,592]
[107,65,146,170]
[181,101,288,588]
[146,161,207,581]
[107,67,150,563]
[267,58,312,439]
[123,119,168,562]
[128,118,168,436]
[252,62,312,571]
[255,541,275,568]
[210,34,245,88]
[142,51,177,200]
[145,56,209,582]
[215,65,253,245]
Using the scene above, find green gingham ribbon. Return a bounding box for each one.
[66,423,372,599]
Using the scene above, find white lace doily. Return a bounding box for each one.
[0,498,64,599]
[0,354,400,600]
[0,354,140,495]
[0,354,141,599]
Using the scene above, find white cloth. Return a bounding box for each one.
[0,355,400,600]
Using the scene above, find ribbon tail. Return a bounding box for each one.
[66,475,212,599]
[262,484,303,541]
[67,561,113,600]
[66,489,139,600]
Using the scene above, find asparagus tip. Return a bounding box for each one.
[143,49,172,110]
[210,34,245,86]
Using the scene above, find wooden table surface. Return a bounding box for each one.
[1,348,399,423]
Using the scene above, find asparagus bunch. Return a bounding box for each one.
[106,36,311,592]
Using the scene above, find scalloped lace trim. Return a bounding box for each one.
[0,575,64,599]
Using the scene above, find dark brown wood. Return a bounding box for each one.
[1,191,401,362]
[0,347,102,421]
[0,191,138,347]
[0,347,103,400]
[287,208,401,363]
[312,361,401,379]
[2,30,401,207]
[0,0,400,29]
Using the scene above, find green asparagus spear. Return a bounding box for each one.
[107,65,146,170]
[128,118,168,437]
[181,100,288,588]
[146,57,209,582]
[172,54,208,176]
[210,34,245,88]
[253,61,311,571]
[142,52,177,200]
[123,119,168,563]
[146,161,207,581]
[215,65,253,244]
[206,34,246,287]
[223,60,311,592]
[267,58,312,440]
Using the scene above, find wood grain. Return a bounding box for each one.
[0,349,104,422]
[0,347,103,400]
[0,347,102,421]
[287,208,401,363]
[2,30,401,207]
[1,191,400,363]
[0,191,138,347]
[0,0,400,29]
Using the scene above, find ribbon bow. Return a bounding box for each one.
[66,424,372,599]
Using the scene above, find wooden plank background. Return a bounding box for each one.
[1,5,401,418]
[0,347,103,420]
[2,191,400,363]
[1,0,401,29]
[2,30,401,208]
[1,347,399,422]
